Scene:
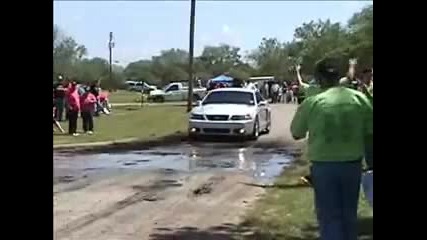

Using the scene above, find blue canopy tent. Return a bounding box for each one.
[210,74,234,83]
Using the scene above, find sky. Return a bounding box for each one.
[54,1,372,66]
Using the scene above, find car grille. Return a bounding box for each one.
[203,128,230,134]
[205,115,229,121]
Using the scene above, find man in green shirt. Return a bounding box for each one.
[290,57,373,240]
[295,64,323,185]
[341,60,373,169]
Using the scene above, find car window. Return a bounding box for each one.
[165,84,179,92]
[255,91,263,104]
[203,91,255,105]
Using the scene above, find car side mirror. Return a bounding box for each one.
[258,101,267,106]
[195,100,202,106]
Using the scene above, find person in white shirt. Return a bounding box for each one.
[271,83,280,103]
[246,81,257,91]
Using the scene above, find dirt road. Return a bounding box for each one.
[54,104,299,240]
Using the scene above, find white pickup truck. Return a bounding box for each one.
[149,82,207,102]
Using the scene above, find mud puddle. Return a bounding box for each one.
[54,143,294,188]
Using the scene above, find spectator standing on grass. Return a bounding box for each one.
[63,78,71,121]
[53,79,66,121]
[80,88,97,135]
[66,81,81,136]
[271,82,280,103]
[53,88,65,133]
[290,57,373,240]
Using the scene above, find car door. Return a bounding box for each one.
[255,91,267,128]
[164,84,181,101]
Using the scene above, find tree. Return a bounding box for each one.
[248,38,291,79]
[54,4,372,88]
[123,60,158,84]
[53,25,88,78]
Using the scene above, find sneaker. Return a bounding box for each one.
[300,175,312,186]
[72,133,80,137]
[87,131,93,135]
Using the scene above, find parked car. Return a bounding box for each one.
[148,82,206,102]
[188,88,271,140]
[125,81,157,92]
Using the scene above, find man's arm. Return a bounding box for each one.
[296,65,309,89]
[290,99,310,140]
[348,58,357,80]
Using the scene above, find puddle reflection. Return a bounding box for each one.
[54,144,293,185]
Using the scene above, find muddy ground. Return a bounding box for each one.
[54,104,300,240]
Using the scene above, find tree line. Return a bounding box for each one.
[53,4,372,89]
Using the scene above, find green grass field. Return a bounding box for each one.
[53,105,188,145]
[108,90,142,103]
[236,157,373,240]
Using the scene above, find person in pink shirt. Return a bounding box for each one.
[66,81,81,136]
[80,90,97,134]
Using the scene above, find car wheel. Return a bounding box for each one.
[188,132,198,141]
[154,96,164,103]
[250,118,260,140]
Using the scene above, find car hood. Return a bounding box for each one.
[192,104,257,116]
[150,89,165,96]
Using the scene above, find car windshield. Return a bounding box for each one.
[202,91,255,105]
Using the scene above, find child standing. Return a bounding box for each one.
[80,90,97,134]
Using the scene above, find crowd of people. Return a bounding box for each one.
[290,57,373,240]
[53,76,111,136]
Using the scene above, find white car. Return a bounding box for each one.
[188,88,271,140]
[149,82,206,102]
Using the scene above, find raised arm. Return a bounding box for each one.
[296,64,309,89]
[348,58,357,80]
[296,64,304,85]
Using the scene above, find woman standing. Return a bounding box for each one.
[66,81,81,136]
[80,89,97,134]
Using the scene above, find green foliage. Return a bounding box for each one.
[54,5,372,87]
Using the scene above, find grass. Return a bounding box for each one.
[108,90,142,103]
[53,105,188,145]
[237,156,373,240]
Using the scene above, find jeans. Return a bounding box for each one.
[311,160,362,240]
[81,111,94,132]
[67,110,79,134]
[54,98,64,121]
[365,143,373,169]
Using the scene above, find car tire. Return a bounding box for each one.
[188,133,198,141]
[250,118,260,140]
[154,96,164,103]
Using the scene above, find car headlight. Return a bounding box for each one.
[231,114,252,120]
[190,113,204,120]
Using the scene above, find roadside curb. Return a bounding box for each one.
[53,133,188,153]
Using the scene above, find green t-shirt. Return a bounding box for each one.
[300,82,323,98]
[290,87,373,162]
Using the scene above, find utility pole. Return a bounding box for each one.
[108,32,115,86]
[186,0,196,112]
